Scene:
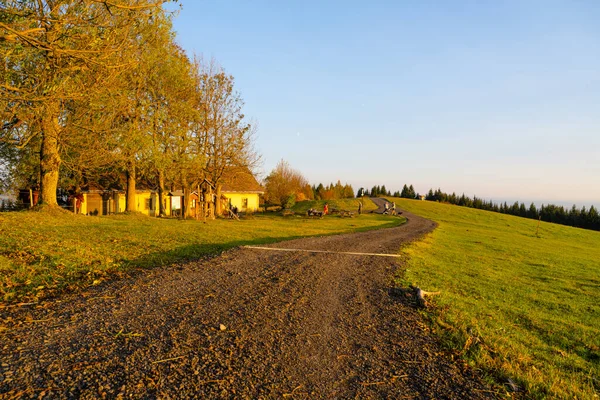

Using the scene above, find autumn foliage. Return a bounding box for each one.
[1,1,258,217]
[264,160,311,207]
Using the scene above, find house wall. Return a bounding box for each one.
[115,193,126,213]
[81,194,88,215]
[80,192,160,216]
[81,193,118,215]
[223,193,261,212]
[135,192,157,217]
[83,193,103,215]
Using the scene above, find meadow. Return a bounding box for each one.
[292,197,378,214]
[392,198,600,399]
[0,198,396,304]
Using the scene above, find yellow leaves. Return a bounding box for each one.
[3,292,15,302]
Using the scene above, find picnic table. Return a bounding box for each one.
[306,208,323,218]
[338,210,355,218]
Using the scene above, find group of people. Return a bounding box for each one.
[383,201,396,215]
[322,200,394,216]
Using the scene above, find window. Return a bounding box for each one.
[145,198,152,210]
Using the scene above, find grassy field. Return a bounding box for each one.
[391,198,599,399]
[0,201,398,304]
[292,197,378,214]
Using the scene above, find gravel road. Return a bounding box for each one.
[1,201,494,399]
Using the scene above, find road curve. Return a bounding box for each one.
[0,204,494,399]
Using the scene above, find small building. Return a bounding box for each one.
[167,190,200,218]
[219,168,264,213]
[74,167,263,217]
[79,185,170,217]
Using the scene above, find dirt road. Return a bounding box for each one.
[1,203,494,399]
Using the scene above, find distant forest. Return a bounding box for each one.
[358,184,600,232]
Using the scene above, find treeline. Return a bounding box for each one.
[263,160,354,208]
[421,188,600,231]
[357,184,416,198]
[311,181,354,201]
[357,182,599,231]
[1,1,257,218]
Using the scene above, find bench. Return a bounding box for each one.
[306,209,323,218]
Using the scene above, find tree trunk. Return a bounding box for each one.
[183,186,192,219]
[126,161,136,212]
[158,169,166,217]
[215,184,222,217]
[39,112,61,206]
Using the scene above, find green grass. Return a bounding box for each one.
[391,198,600,399]
[292,197,378,214]
[0,207,399,304]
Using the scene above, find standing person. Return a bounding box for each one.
[75,193,84,214]
[324,203,329,215]
[383,201,389,214]
[358,201,362,215]
[391,201,396,215]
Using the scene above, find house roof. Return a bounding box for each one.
[81,183,155,194]
[167,190,199,199]
[219,167,264,194]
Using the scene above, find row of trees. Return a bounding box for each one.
[357,185,392,198]
[421,188,600,231]
[311,181,354,201]
[1,1,258,217]
[357,184,418,198]
[357,181,599,232]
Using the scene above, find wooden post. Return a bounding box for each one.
[215,184,222,217]
[207,185,215,220]
[202,185,207,223]
[196,184,200,220]
[29,188,33,208]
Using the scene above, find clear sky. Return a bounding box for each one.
[167,0,599,207]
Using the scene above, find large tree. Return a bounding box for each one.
[194,59,259,216]
[144,43,197,217]
[106,7,185,212]
[1,0,170,206]
[264,159,309,207]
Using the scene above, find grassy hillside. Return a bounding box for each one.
[392,198,599,399]
[0,208,399,304]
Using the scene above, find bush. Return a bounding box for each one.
[284,194,296,210]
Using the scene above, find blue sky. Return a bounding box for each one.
[168,1,599,207]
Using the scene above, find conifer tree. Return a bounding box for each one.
[408,184,416,199]
[400,184,410,198]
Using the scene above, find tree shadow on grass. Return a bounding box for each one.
[120,235,299,271]
[3,217,404,305]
